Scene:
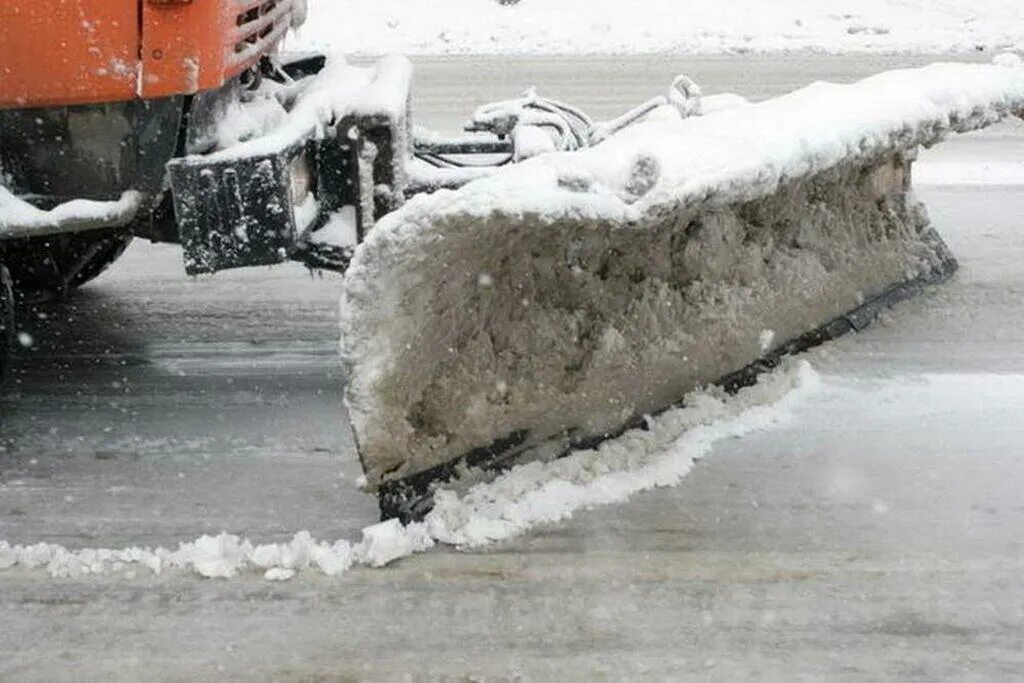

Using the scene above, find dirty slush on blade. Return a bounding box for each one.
[339,61,1023,521]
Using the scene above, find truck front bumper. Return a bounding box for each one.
[0,188,143,241]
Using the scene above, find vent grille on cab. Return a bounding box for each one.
[231,0,293,66]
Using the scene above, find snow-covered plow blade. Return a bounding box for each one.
[340,60,1024,521]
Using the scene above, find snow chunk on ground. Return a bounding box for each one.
[186,534,248,579]
[355,519,434,567]
[264,568,296,581]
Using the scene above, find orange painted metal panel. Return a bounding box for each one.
[0,1,138,109]
[140,1,231,98]
[2,0,298,109]
[140,0,296,99]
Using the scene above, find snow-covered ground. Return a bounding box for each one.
[294,0,1024,56]
[3,54,1023,584]
[3,55,1024,678]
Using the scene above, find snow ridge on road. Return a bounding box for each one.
[295,0,1024,57]
[0,360,818,581]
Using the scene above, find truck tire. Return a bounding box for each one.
[1,230,132,294]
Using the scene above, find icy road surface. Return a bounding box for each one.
[2,56,1024,679]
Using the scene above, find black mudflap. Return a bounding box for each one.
[169,141,312,275]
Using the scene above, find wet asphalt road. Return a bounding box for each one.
[2,55,1024,680]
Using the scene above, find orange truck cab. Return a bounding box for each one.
[0,0,309,285]
[0,1,423,375]
[1,0,307,210]
[0,1,314,368]
[1,0,304,109]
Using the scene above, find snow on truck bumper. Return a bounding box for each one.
[338,59,1024,521]
[168,54,412,275]
[0,188,143,240]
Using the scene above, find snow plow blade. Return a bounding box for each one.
[340,60,1024,521]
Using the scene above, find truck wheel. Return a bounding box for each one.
[1,230,132,294]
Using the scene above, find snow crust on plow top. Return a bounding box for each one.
[339,58,1024,490]
[381,59,1024,230]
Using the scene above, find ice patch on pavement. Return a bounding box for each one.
[0,360,817,580]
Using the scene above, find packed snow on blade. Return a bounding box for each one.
[339,59,1024,521]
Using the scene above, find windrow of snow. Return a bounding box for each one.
[295,0,1024,57]
[0,524,434,581]
[0,359,818,581]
